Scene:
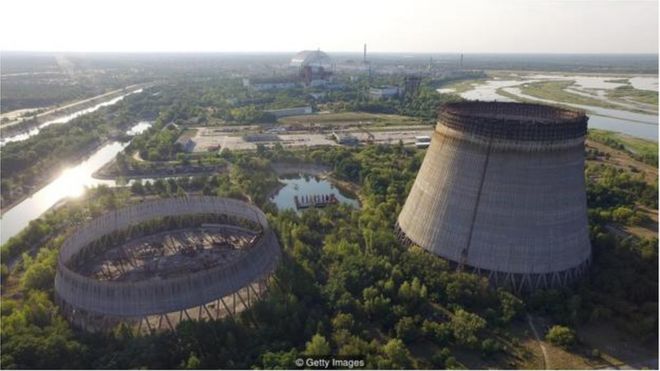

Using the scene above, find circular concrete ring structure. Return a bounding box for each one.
[55,196,281,331]
[396,102,591,292]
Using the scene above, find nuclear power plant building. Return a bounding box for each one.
[396,102,591,291]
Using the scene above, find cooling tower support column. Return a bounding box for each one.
[396,102,591,292]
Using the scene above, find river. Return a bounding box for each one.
[503,87,658,141]
[439,75,659,141]
[0,88,143,146]
[0,121,151,245]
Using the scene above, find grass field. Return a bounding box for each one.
[605,78,630,84]
[519,80,626,109]
[495,87,526,101]
[439,78,487,93]
[588,129,658,166]
[521,315,660,370]
[577,322,658,369]
[607,83,659,106]
[512,80,657,115]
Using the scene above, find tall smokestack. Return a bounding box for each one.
[363,43,367,63]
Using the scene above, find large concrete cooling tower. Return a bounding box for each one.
[396,102,591,291]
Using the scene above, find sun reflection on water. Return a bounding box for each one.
[50,167,88,200]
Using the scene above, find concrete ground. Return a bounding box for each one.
[190,126,433,152]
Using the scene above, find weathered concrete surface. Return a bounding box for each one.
[397,102,591,290]
[55,196,281,317]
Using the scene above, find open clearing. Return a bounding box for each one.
[278,112,423,126]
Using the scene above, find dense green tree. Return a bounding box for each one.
[450,309,486,347]
[497,289,523,324]
[182,353,201,369]
[394,316,420,344]
[381,339,413,369]
[304,334,331,356]
[259,349,299,369]
[480,338,502,358]
[421,320,452,346]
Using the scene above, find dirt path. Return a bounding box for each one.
[527,314,551,369]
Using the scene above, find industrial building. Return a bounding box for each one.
[369,86,400,99]
[332,131,359,145]
[403,75,422,98]
[241,50,334,91]
[396,102,591,292]
[175,133,196,152]
[243,133,281,142]
[290,50,333,87]
[55,196,281,332]
[415,135,431,148]
[242,77,298,91]
[265,106,313,118]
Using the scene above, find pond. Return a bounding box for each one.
[270,174,359,211]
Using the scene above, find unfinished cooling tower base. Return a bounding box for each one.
[54,197,282,334]
[395,222,590,293]
[57,275,272,334]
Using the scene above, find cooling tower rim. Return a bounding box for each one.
[441,101,586,123]
[54,196,281,317]
[435,125,586,152]
[438,101,588,142]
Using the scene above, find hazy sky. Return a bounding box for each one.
[1,0,657,53]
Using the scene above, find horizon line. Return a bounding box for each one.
[1,50,659,56]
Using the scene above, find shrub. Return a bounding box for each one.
[481,338,502,358]
[545,325,576,348]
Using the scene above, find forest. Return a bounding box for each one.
[1,139,657,369]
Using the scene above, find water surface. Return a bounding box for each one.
[0,89,143,146]
[270,174,358,211]
[457,75,658,141]
[503,87,658,141]
[1,121,152,245]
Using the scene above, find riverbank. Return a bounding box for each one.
[442,72,658,141]
[0,138,111,214]
[93,156,229,180]
[0,117,155,244]
[270,161,332,177]
[1,82,153,139]
[322,174,362,204]
[515,80,656,115]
